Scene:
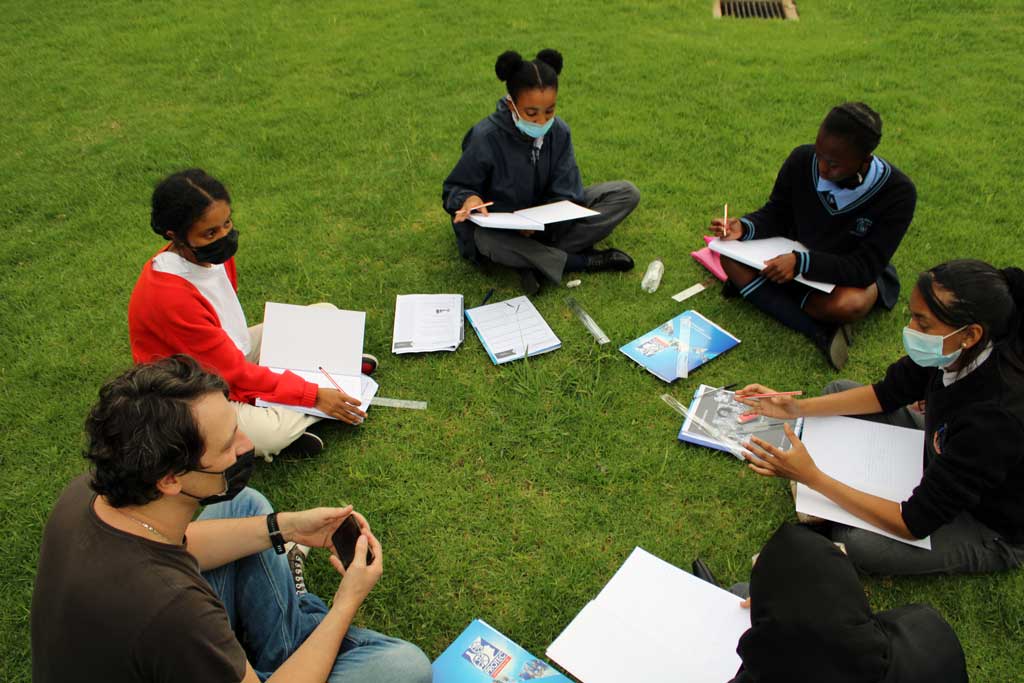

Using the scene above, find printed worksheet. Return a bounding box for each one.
[464,296,561,364]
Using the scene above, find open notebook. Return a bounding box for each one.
[468,200,598,231]
[708,236,836,293]
[255,302,378,418]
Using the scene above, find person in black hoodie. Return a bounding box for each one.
[709,103,916,369]
[442,49,639,295]
[738,260,1024,575]
[729,524,967,683]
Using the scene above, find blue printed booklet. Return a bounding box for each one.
[677,383,803,459]
[619,310,740,382]
[433,619,571,682]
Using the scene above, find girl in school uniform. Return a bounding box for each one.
[129,169,371,460]
[739,260,1024,575]
[729,523,967,683]
[443,49,640,295]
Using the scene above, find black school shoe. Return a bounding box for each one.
[816,325,850,370]
[279,431,324,458]
[584,248,634,272]
[518,268,542,296]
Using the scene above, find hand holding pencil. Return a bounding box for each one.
[453,196,493,223]
[734,383,803,420]
[709,203,744,240]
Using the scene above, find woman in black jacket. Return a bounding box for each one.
[442,49,639,294]
[740,260,1024,575]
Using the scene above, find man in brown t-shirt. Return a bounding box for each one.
[31,356,431,683]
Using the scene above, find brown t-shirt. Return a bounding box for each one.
[31,475,248,683]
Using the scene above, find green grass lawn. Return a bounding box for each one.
[2,0,1023,680]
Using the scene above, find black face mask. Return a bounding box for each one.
[181,450,256,505]
[188,228,239,265]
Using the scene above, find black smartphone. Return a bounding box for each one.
[331,515,375,569]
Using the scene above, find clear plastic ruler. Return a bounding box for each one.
[370,397,427,410]
[564,297,610,345]
[660,393,745,459]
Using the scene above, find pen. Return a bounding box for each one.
[742,391,804,399]
[480,288,495,306]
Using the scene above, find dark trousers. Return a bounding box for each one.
[473,180,640,283]
[823,379,1024,576]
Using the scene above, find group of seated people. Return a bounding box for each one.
[29,48,1022,682]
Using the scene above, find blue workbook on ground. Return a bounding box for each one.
[619,310,740,382]
[432,619,571,682]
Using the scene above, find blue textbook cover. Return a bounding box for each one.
[619,310,740,382]
[432,619,571,682]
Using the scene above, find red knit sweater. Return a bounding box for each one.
[128,251,318,408]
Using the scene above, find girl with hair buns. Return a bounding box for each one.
[443,49,640,294]
[709,102,917,370]
[738,260,1024,576]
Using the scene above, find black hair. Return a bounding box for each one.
[150,169,230,241]
[495,49,563,101]
[85,355,229,508]
[821,102,883,156]
[916,259,1024,371]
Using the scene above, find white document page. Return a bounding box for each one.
[797,416,930,549]
[464,296,561,364]
[468,212,543,231]
[708,237,836,293]
[256,372,378,420]
[392,294,463,353]
[547,547,749,683]
[515,199,599,225]
[259,302,365,377]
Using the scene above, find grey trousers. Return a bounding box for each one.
[822,379,1024,575]
[473,180,640,283]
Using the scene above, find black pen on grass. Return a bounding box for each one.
[480,288,495,306]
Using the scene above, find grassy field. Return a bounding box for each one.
[2,0,1023,680]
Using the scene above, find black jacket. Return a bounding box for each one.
[442,98,585,261]
[741,145,916,289]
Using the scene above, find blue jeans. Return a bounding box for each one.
[198,488,432,682]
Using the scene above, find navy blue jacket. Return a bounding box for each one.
[442,98,585,261]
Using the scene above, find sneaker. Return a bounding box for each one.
[816,325,849,371]
[285,543,310,595]
[584,248,634,272]
[518,268,542,296]
[279,432,324,458]
[361,354,378,376]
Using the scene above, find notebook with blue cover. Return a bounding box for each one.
[465,296,561,365]
[619,310,739,382]
[678,383,803,459]
[432,619,570,682]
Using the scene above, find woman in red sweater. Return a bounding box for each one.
[129,169,368,460]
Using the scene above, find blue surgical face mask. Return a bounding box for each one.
[508,97,554,139]
[902,325,967,368]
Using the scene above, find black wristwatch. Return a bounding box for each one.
[266,513,286,555]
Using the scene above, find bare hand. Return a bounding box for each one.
[330,530,383,611]
[315,387,366,425]
[742,424,821,485]
[709,217,744,240]
[278,506,353,549]
[740,598,751,609]
[761,253,798,284]
[454,196,489,224]
[735,384,802,420]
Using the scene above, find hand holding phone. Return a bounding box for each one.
[331,515,375,569]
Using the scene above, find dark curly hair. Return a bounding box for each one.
[85,356,228,507]
[150,169,230,241]
[495,49,563,101]
[821,102,883,156]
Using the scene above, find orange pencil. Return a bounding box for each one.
[456,201,494,216]
[743,391,804,399]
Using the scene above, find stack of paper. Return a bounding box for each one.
[469,200,599,231]
[547,547,749,683]
[464,296,561,364]
[255,302,378,419]
[708,236,835,293]
[392,294,464,354]
[797,416,930,549]
[433,619,570,682]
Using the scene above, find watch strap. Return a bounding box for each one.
[266,513,286,555]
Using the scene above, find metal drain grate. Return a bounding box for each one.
[714,1,799,20]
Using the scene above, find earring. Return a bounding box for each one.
[856,172,864,184]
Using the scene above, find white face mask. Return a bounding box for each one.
[902,325,968,368]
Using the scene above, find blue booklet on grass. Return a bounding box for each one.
[619,310,739,382]
[432,619,570,682]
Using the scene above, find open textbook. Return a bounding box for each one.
[465,296,561,364]
[797,416,931,549]
[392,294,464,354]
[468,200,599,231]
[255,302,378,418]
[433,619,570,682]
[708,236,836,293]
[547,547,749,683]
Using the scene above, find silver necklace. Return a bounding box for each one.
[119,510,176,544]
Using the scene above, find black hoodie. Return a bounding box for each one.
[442,97,585,261]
